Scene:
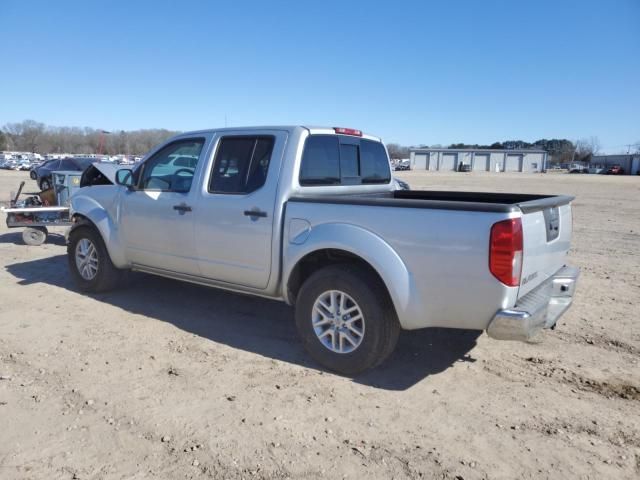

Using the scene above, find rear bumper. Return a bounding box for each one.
[487,265,580,341]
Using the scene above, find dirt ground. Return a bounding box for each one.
[0,169,638,480]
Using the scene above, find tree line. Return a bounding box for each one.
[2,120,637,163]
[0,120,178,156]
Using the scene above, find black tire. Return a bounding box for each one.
[67,224,125,292]
[30,170,37,180]
[39,178,51,190]
[295,264,400,375]
[22,227,48,246]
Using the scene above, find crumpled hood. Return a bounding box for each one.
[80,162,121,187]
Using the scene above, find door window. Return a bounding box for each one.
[138,138,205,192]
[209,136,274,194]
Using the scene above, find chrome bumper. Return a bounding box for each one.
[487,265,580,342]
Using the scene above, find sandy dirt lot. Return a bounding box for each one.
[0,169,638,480]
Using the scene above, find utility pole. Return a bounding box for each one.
[97,130,110,156]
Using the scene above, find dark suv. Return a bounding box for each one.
[35,157,96,190]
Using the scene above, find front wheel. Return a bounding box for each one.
[295,265,400,375]
[67,225,125,292]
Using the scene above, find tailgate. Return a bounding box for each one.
[518,200,573,298]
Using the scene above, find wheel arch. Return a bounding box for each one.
[69,195,128,268]
[283,223,417,329]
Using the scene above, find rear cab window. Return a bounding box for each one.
[299,134,391,186]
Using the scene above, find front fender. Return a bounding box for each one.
[70,190,128,268]
[283,222,424,329]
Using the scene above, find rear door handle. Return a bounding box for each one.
[244,209,267,218]
[173,203,192,213]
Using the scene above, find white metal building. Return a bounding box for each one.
[409,148,547,173]
[590,154,640,175]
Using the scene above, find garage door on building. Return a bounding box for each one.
[428,154,438,170]
[505,155,522,172]
[439,153,457,171]
[473,154,489,171]
[414,154,427,170]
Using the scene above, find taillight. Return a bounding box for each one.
[333,127,362,137]
[489,218,523,287]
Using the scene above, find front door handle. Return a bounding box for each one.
[244,209,267,218]
[173,203,192,214]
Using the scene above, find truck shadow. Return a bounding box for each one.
[5,255,480,391]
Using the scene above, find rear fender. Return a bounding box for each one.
[283,222,424,329]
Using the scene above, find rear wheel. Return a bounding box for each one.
[67,225,125,292]
[295,265,400,375]
[22,227,48,246]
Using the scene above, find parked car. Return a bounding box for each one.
[457,163,471,172]
[606,165,624,175]
[18,160,32,171]
[34,157,96,190]
[30,163,44,179]
[569,167,588,174]
[68,126,579,374]
[394,162,410,171]
[1,160,19,170]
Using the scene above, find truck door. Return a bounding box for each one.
[193,130,286,289]
[119,137,207,276]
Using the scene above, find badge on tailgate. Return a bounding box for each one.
[542,207,560,242]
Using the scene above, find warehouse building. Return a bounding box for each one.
[590,154,640,175]
[409,148,547,173]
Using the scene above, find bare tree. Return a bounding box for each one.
[386,143,410,160]
[3,120,46,152]
[575,136,601,163]
[0,131,8,150]
[1,120,179,156]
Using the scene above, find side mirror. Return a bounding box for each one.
[115,169,134,188]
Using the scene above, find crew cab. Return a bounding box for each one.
[67,126,579,374]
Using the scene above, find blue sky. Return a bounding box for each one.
[1,0,638,152]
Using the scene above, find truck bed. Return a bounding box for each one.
[289,190,574,214]
[285,188,574,330]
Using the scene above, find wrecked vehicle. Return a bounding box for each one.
[67,126,579,374]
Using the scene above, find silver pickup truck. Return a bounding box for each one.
[68,126,579,374]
